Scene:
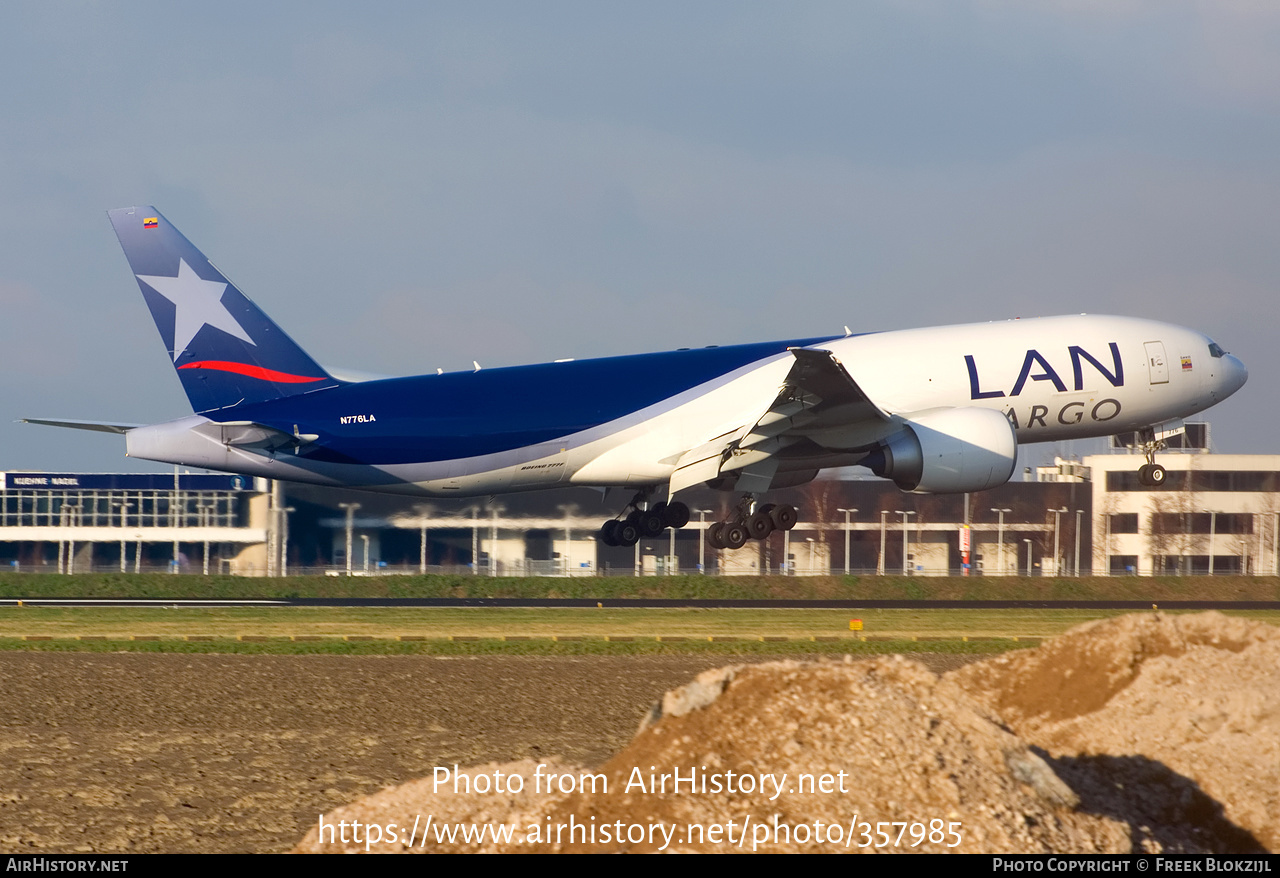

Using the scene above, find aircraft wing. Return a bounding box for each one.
[669,348,893,495]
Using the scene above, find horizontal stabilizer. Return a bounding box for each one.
[21,418,142,434]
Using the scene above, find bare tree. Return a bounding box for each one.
[1096,487,1123,575]
[1147,477,1196,574]
[797,478,836,564]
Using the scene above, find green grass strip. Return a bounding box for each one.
[1,572,1278,601]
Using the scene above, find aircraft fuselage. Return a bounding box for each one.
[123,313,1246,497]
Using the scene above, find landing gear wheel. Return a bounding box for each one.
[639,508,666,538]
[663,501,690,529]
[599,520,620,547]
[747,510,775,540]
[707,522,728,550]
[1138,463,1168,487]
[615,521,641,547]
[770,504,798,531]
[723,523,749,550]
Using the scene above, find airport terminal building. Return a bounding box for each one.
[0,471,271,574]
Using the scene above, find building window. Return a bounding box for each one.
[1109,555,1138,574]
[1107,470,1280,492]
[1150,513,1253,534]
[524,529,553,561]
[1109,513,1139,534]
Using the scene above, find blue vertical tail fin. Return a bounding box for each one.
[108,206,341,414]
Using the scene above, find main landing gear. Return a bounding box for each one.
[597,493,800,549]
[705,495,798,550]
[598,497,691,547]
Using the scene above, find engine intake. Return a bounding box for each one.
[863,407,1017,493]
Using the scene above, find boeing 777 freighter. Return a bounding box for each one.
[25,207,1248,550]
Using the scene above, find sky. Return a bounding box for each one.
[2,1,1277,474]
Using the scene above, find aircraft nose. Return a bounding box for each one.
[1217,354,1248,400]
[1228,354,1248,393]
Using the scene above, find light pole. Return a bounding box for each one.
[896,510,915,574]
[280,506,295,577]
[1051,507,1067,577]
[200,502,216,576]
[413,504,433,575]
[490,507,499,577]
[669,520,677,575]
[697,510,712,573]
[878,510,889,575]
[59,504,78,575]
[115,501,131,572]
[1023,538,1033,576]
[1074,509,1083,577]
[168,484,181,574]
[338,502,360,575]
[1103,510,1112,576]
[561,505,574,576]
[991,508,1011,575]
[1209,511,1217,576]
[471,506,479,574]
[837,508,857,575]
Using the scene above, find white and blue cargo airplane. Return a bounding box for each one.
[26,207,1247,550]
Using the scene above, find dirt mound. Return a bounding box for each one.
[947,611,1272,726]
[948,611,1279,852]
[297,657,1134,853]
[528,657,1133,853]
[295,612,1276,854]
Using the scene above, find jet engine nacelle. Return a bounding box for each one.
[865,407,1017,493]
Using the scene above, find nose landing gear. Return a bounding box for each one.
[1138,462,1167,487]
[1134,428,1168,487]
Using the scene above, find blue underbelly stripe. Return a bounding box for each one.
[220,336,845,465]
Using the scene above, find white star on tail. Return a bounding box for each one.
[135,258,255,360]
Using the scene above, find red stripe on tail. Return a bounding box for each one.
[177,360,327,383]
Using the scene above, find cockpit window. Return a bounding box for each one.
[1208,342,1226,359]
